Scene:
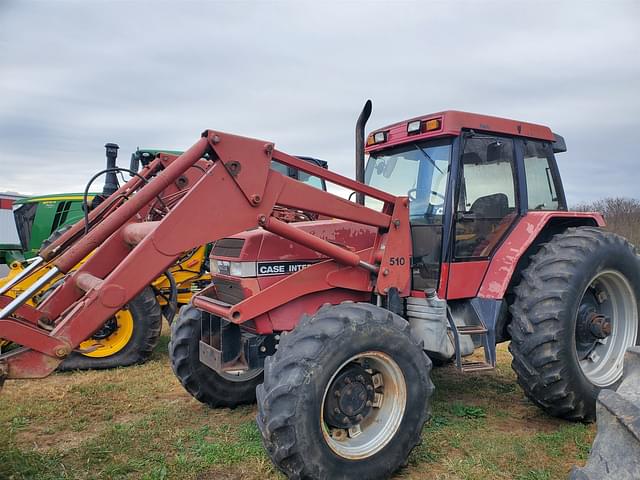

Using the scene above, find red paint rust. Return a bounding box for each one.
[478,211,604,298]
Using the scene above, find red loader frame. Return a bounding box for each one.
[0,130,411,380]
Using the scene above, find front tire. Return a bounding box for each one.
[256,303,434,480]
[169,304,263,408]
[509,227,640,421]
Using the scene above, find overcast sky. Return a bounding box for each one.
[0,0,638,204]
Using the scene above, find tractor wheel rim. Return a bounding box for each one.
[219,368,263,382]
[576,270,638,387]
[79,309,135,358]
[321,351,407,460]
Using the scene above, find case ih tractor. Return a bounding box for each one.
[0,103,638,479]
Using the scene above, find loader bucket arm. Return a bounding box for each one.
[0,130,411,381]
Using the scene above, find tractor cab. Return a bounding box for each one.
[364,111,567,294]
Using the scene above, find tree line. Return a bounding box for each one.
[574,197,640,246]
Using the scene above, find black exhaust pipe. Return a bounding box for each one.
[355,100,372,205]
[103,143,120,197]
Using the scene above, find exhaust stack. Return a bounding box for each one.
[355,100,372,205]
[103,143,120,197]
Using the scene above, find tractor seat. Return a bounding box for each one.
[469,193,512,257]
[470,193,509,220]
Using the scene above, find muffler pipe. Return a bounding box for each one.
[0,256,44,296]
[0,266,60,319]
[53,137,209,273]
[355,99,372,205]
[102,143,120,197]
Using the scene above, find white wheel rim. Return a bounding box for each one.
[320,351,407,459]
[576,270,638,387]
[219,368,263,382]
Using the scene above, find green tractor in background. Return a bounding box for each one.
[12,192,97,260]
[12,146,185,261]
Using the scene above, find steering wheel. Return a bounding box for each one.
[408,188,446,219]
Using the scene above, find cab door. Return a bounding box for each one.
[445,134,520,299]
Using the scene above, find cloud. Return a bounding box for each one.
[0,0,638,203]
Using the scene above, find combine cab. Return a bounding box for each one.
[0,192,26,272]
[0,103,637,479]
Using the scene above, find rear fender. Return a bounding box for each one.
[480,212,603,343]
[479,211,603,299]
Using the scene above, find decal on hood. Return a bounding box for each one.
[257,260,318,276]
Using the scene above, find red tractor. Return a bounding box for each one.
[1,103,638,479]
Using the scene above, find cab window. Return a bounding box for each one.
[364,139,451,224]
[523,141,559,211]
[454,136,518,258]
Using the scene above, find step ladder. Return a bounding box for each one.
[446,306,495,373]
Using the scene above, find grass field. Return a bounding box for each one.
[0,329,594,480]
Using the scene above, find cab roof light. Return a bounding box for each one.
[407,120,421,135]
[425,118,442,132]
[406,118,442,135]
[367,131,388,146]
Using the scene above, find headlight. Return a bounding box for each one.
[210,259,220,274]
[229,261,257,277]
[210,259,256,278]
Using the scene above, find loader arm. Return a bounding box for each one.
[0,130,411,381]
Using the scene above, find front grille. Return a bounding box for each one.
[212,238,245,258]
[212,277,245,305]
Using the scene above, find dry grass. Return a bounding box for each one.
[0,335,593,480]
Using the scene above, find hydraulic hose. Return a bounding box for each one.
[162,269,178,324]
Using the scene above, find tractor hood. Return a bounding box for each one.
[210,219,377,277]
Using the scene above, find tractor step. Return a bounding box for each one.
[456,325,487,335]
[446,305,495,373]
[460,361,494,373]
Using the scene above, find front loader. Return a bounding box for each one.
[0,146,328,371]
[1,103,638,480]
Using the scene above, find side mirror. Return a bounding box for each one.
[552,133,567,153]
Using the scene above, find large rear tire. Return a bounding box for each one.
[169,304,263,408]
[256,303,434,480]
[59,287,162,371]
[509,227,640,421]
